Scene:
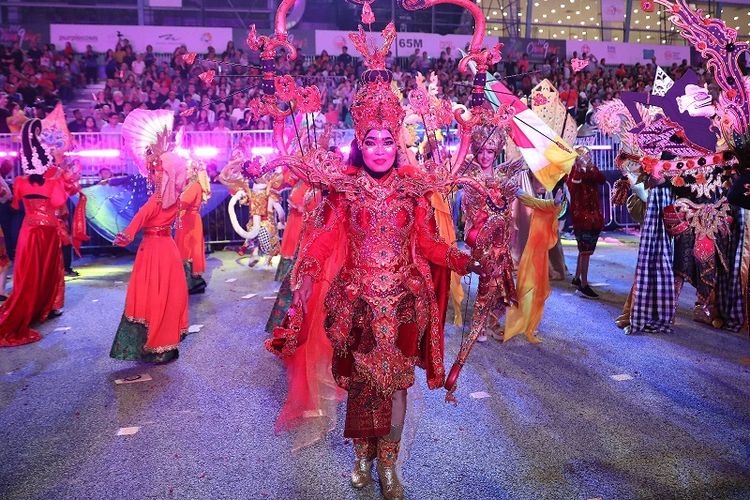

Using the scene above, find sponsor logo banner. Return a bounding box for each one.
[567,40,689,66]
[50,24,232,53]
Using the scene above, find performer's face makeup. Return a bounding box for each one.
[477,146,497,170]
[362,129,397,174]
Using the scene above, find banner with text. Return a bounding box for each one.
[50,24,233,53]
[567,40,690,66]
[315,29,501,59]
[498,37,566,65]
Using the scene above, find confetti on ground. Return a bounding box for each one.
[263,296,276,300]
[610,374,633,381]
[92,299,99,303]
[590,282,609,287]
[53,327,72,332]
[115,374,153,385]
[470,391,491,399]
[241,293,257,299]
[114,281,124,285]
[225,278,237,283]
[116,426,140,436]
[561,292,574,297]
[188,324,204,333]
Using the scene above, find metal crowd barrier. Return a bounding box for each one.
[0,128,636,250]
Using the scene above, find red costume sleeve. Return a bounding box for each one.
[123,196,159,241]
[588,165,606,185]
[414,196,471,274]
[47,178,68,209]
[11,178,24,210]
[291,191,346,288]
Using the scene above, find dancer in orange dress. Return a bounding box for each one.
[109,110,188,363]
[175,160,210,294]
[0,119,66,347]
[503,181,565,343]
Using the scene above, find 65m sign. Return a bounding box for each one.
[397,37,423,52]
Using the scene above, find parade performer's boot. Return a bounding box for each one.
[376,438,404,500]
[351,438,375,489]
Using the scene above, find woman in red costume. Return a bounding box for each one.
[461,127,519,342]
[268,32,479,496]
[175,160,210,294]
[109,110,188,363]
[0,119,66,347]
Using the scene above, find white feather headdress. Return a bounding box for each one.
[121,109,175,176]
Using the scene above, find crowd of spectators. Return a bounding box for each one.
[0,36,716,136]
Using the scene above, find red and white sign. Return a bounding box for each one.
[567,40,690,66]
[50,24,232,53]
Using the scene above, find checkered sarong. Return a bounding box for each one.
[717,207,744,331]
[630,186,675,334]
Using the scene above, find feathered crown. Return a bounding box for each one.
[349,22,405,144]
[21,119,53,176]
[121,109,175,177]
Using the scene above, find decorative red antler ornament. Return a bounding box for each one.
[361,2,375,24]
[274,75,297,101]
[641,0,655,12]
[296,85,322,114]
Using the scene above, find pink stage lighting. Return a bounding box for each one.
[193,146,220,158]
[65,149,121,158]
[250,146,276,156]
[0,151,18,158]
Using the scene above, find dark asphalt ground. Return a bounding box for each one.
[1,232,749,500]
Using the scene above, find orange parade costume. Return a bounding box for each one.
[504,194,561,343]
[109,110,188,363]
[174,166,210,295]
[237,1,511,494]
[175,181,206,274]
[286,169,471,437]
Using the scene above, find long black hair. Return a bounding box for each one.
[21,119,51,185]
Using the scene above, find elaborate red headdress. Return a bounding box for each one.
[348,22,405,145]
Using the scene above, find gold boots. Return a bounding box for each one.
[376,438,404,500]
[351,438,375,488]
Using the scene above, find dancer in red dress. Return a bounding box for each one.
[175,160,210,294]
[109,110,188,363]
[0,119,66,347]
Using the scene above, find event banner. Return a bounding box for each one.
[315,29,500,59]
[498,37,566,65]
[50,24,233,53]
[567,40,690,66]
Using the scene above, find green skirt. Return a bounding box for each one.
[109,315,179,363]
